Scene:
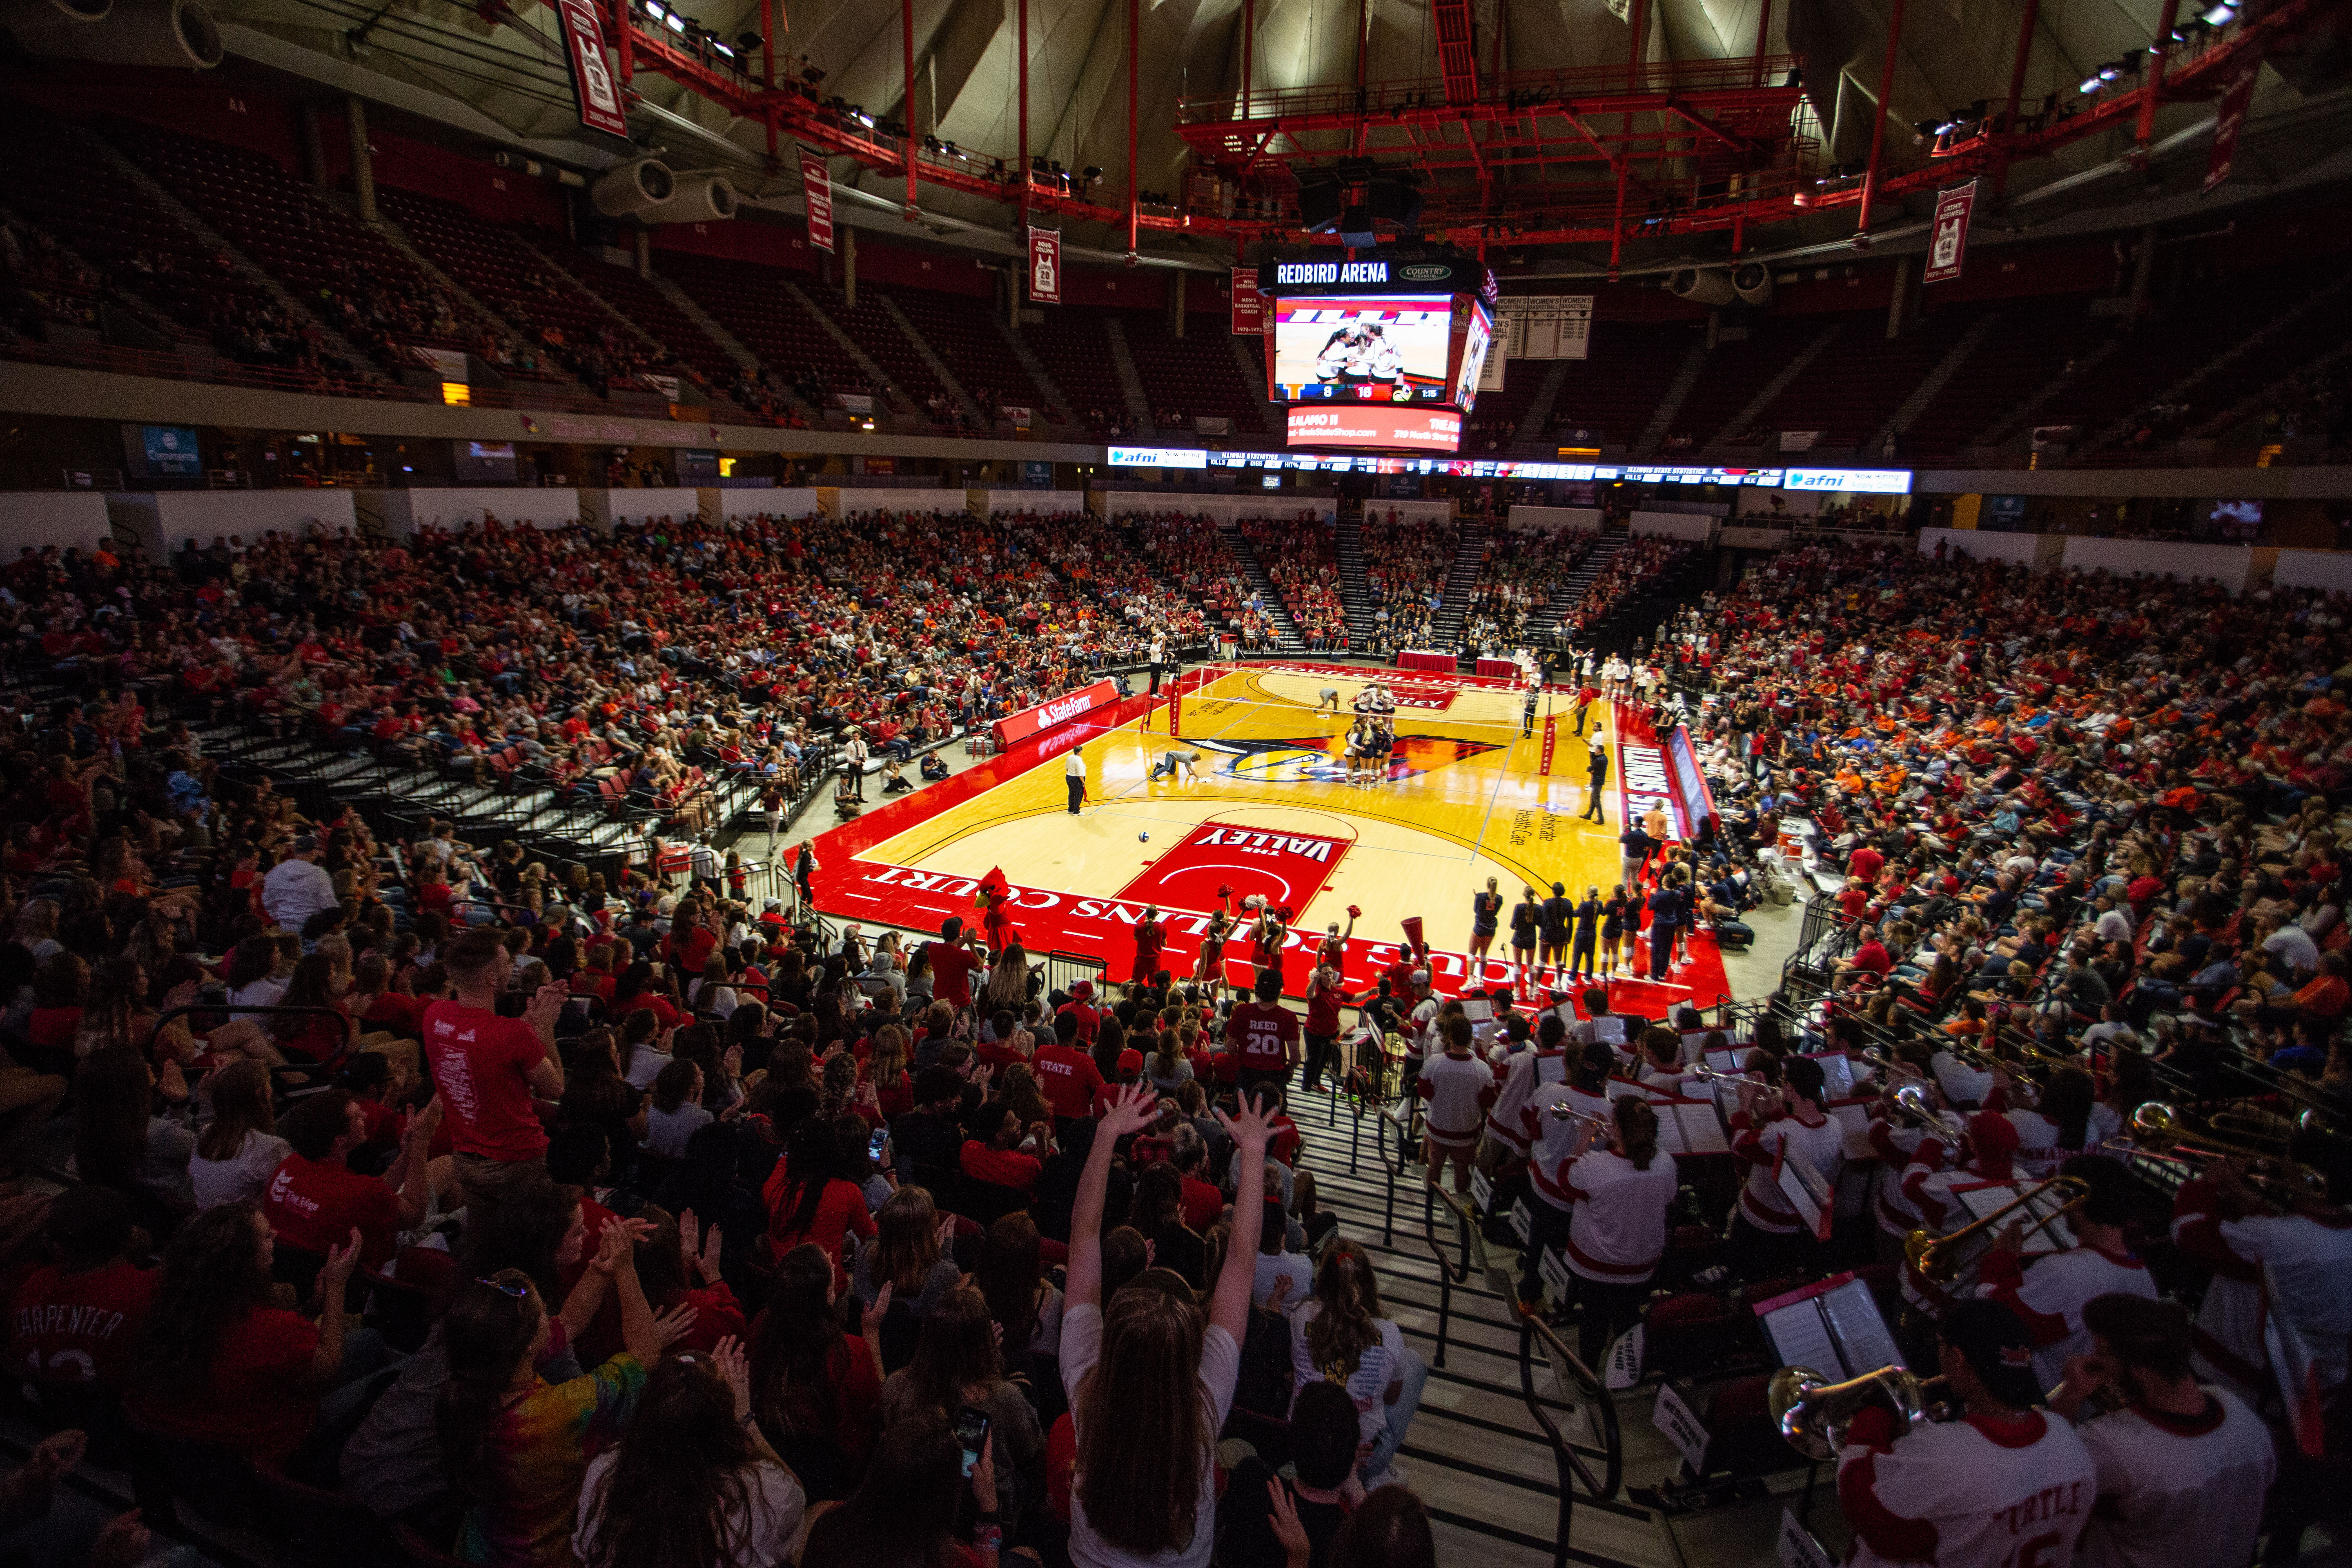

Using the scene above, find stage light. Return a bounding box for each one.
[2098,62,2122,80]
[2079,73,2105,94]
[2201,2,2235,24]
[664,11,686,32]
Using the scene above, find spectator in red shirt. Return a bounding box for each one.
[1054,980,1103,1046]
[629,1204,748,1355]
[1031,1013,1106,1123]
[1130,908,1167,988]
[421,928,569,1226]
[8,1186,156,1392]
[127,1202,371,1463]
[1846,842,1884,888]
[1223,974,1303,1105]
[763,1118,877,1287]
[960,1100,1048,1194]
[923,922,983,1011]
[1170,1131,1224,1231]
[1835,924,1893,983]
[263,1088,443,1270]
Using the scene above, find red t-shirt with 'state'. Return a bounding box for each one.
[9,1260,156,1388]
[1224,1001,1302,1071]
[264,1152,402,1268]
[421,1000,549,1161]
[1033,1043,1106,1120]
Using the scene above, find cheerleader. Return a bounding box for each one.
[1195,890,1235,999]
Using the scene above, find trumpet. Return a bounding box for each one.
[1689,1060,1766,1086]
[2131,1102,2329,1202]
[1768,1364,1953,1463]
[1547,1100,1614,1132]
[1905,1175,2091,1283]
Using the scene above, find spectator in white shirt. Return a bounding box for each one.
[261,836,338,935]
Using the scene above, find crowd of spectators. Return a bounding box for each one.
[1555,537,1694,641]
[1461,527,1596,653]
[1356,517,1452,657]
[0,514,1458,1568]
[1238,519,1346,653]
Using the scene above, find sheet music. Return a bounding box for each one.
[1807,1053,1855,1100]
[1675,1103,1730,1153]
[1828,1102,1878,1161]
[1462,998,1496,1024]
[1653,1107,1687,1157]
[1761,1299,1843,1376]
[1777,1145,1832,1238]
[1952,1182,2073,1255]
[1705,1049,1745,1074]
[1820,1277,1903,1377]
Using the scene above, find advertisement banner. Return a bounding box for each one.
[1001,404,1033,428]
[1286,404,1461,452]
[410,345,470,382]
[2207,60,2259,194]
[993,677,1116,748]
[800,149,834,251]
[553,0,629,138]
[1231,266,1266,334]
[1664,725,1718,840]
[1028,227,1062,304]
[1922,180,1978,285]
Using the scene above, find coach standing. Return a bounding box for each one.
[1582,736,1610,823]
[1065,745,1087,814]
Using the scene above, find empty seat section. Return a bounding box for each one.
[661,252,875,408]
[1121,312,1268,434]
[1545,320,1704,448]
[881,283,1059,423]
[1020,312,1129,433]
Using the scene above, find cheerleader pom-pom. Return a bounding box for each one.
[1347,904,1362,919]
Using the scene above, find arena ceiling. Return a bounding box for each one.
[176,0,2352,268]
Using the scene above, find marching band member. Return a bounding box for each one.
[2046,1293,2275,1568]
[1899,1111,2023,1316]
[1866,1074,1949,1269]
[1837,1299,2097,1568]
[1632,1026,1701,1096]
[1726,1056,1845,1279]
[1416,1014,1497,1199]
[1515,1041,1614,1309]
[1996,1067,2063,1182]
[1484,1012,1570,1164]
[1545,1096,1678,1366]
[1974,1156,2159,1395]
[2171,1154,2352,1410]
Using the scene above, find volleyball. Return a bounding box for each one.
[1139,831,1150,842]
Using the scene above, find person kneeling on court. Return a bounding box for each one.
[1148,745,1203,782]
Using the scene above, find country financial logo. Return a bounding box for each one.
[1186,733,1502,784]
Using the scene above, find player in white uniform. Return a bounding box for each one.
[1725,1056,1846,1280]
[1549,1095,1679,1366]
[2170,1159,2352,1408]
[1838,1299,2098,1568]
[2045,1292,2275,1568]
[1973,1156,2159,1395]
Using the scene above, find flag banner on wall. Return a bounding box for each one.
[553,0,628,138]
[1028,227,1062,304]
[1232,267,1266,334]
[2207,59,2260,194]
[801,149,835,251]
[1922,180,1977,284]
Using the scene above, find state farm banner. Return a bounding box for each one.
[1922,180,1978,285]
[993,677,1116,748]
[553,0,628,138]
[1231,266,1266,334]
[1028,227,1062,305]
[2207,59,2259,194]
[801,149,835,252]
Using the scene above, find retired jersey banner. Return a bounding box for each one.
[1028,227,1062,305]
[2206,59,2259,194]
[800,149,835,252]
[554,0,628,138]
[1922,180,1978,285]
[1232,267,1266,334]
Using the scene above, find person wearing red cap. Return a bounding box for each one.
[1054,980,1103,1046]
[1898,1109,2023,1318]
[1836,1298,2096,1568]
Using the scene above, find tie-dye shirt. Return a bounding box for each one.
[458,1353,647,1568]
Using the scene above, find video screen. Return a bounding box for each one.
[1287,404,1462,452]
[1272,295,1454,403]
[1452,300,1492,415]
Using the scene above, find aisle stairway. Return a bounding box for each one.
[1528,534,1622,645]
[1336,513,1373,653]
[1429,519,1485,655]
[1222,523,1307,653]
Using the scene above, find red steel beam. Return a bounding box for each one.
[1431,0,1481,105]
[2136,0,2183,153]
[1128,0,1140,252]
[903,0,917,212]
[1854,0,1905,243]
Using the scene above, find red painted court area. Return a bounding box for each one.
[1115,820,1353,916]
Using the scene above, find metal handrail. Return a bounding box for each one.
[1421,1183,1480,1370]
[1516,1308,1626,1568]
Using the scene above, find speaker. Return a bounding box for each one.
[591,158,675,218]
[1364,179,1422,231]
[1296,173,1344,231]
[1338,204,1376,249]
[1732,261,1773,305]
[1668,267,1737,305]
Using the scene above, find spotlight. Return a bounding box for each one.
[664,11,685,31]
[2097,62,2122,80]
[2201,2,2235,23]
[2079,73,2105,94]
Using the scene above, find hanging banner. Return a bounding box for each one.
[801,149,835,252]
[1231,266,1266,334]
[2206,60,2260,194]
[553,0,629,138]
[1028,227,1062,305]
[409,345,470,383]
[1922,180,1978,285]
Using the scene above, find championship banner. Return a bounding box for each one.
[553,0,629,138]
[800,149,835,251]
[1028,227,1062,305]
[1922,180,1978,285]
[1231,267,1266,334]
[2206,59,2259,194]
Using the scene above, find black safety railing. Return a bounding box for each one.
[1420,1183,1481,1370]
[1516,1310,1626,1568]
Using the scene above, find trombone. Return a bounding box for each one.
[2130,1102,2329,1203]
[1768,1364,1953,1462]
[1905,1174,2091,1283]
[1887,1081,1967,1139]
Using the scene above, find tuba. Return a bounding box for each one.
[1768,1364,1948,1463]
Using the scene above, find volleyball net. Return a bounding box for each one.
[1143,683,1598,773]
